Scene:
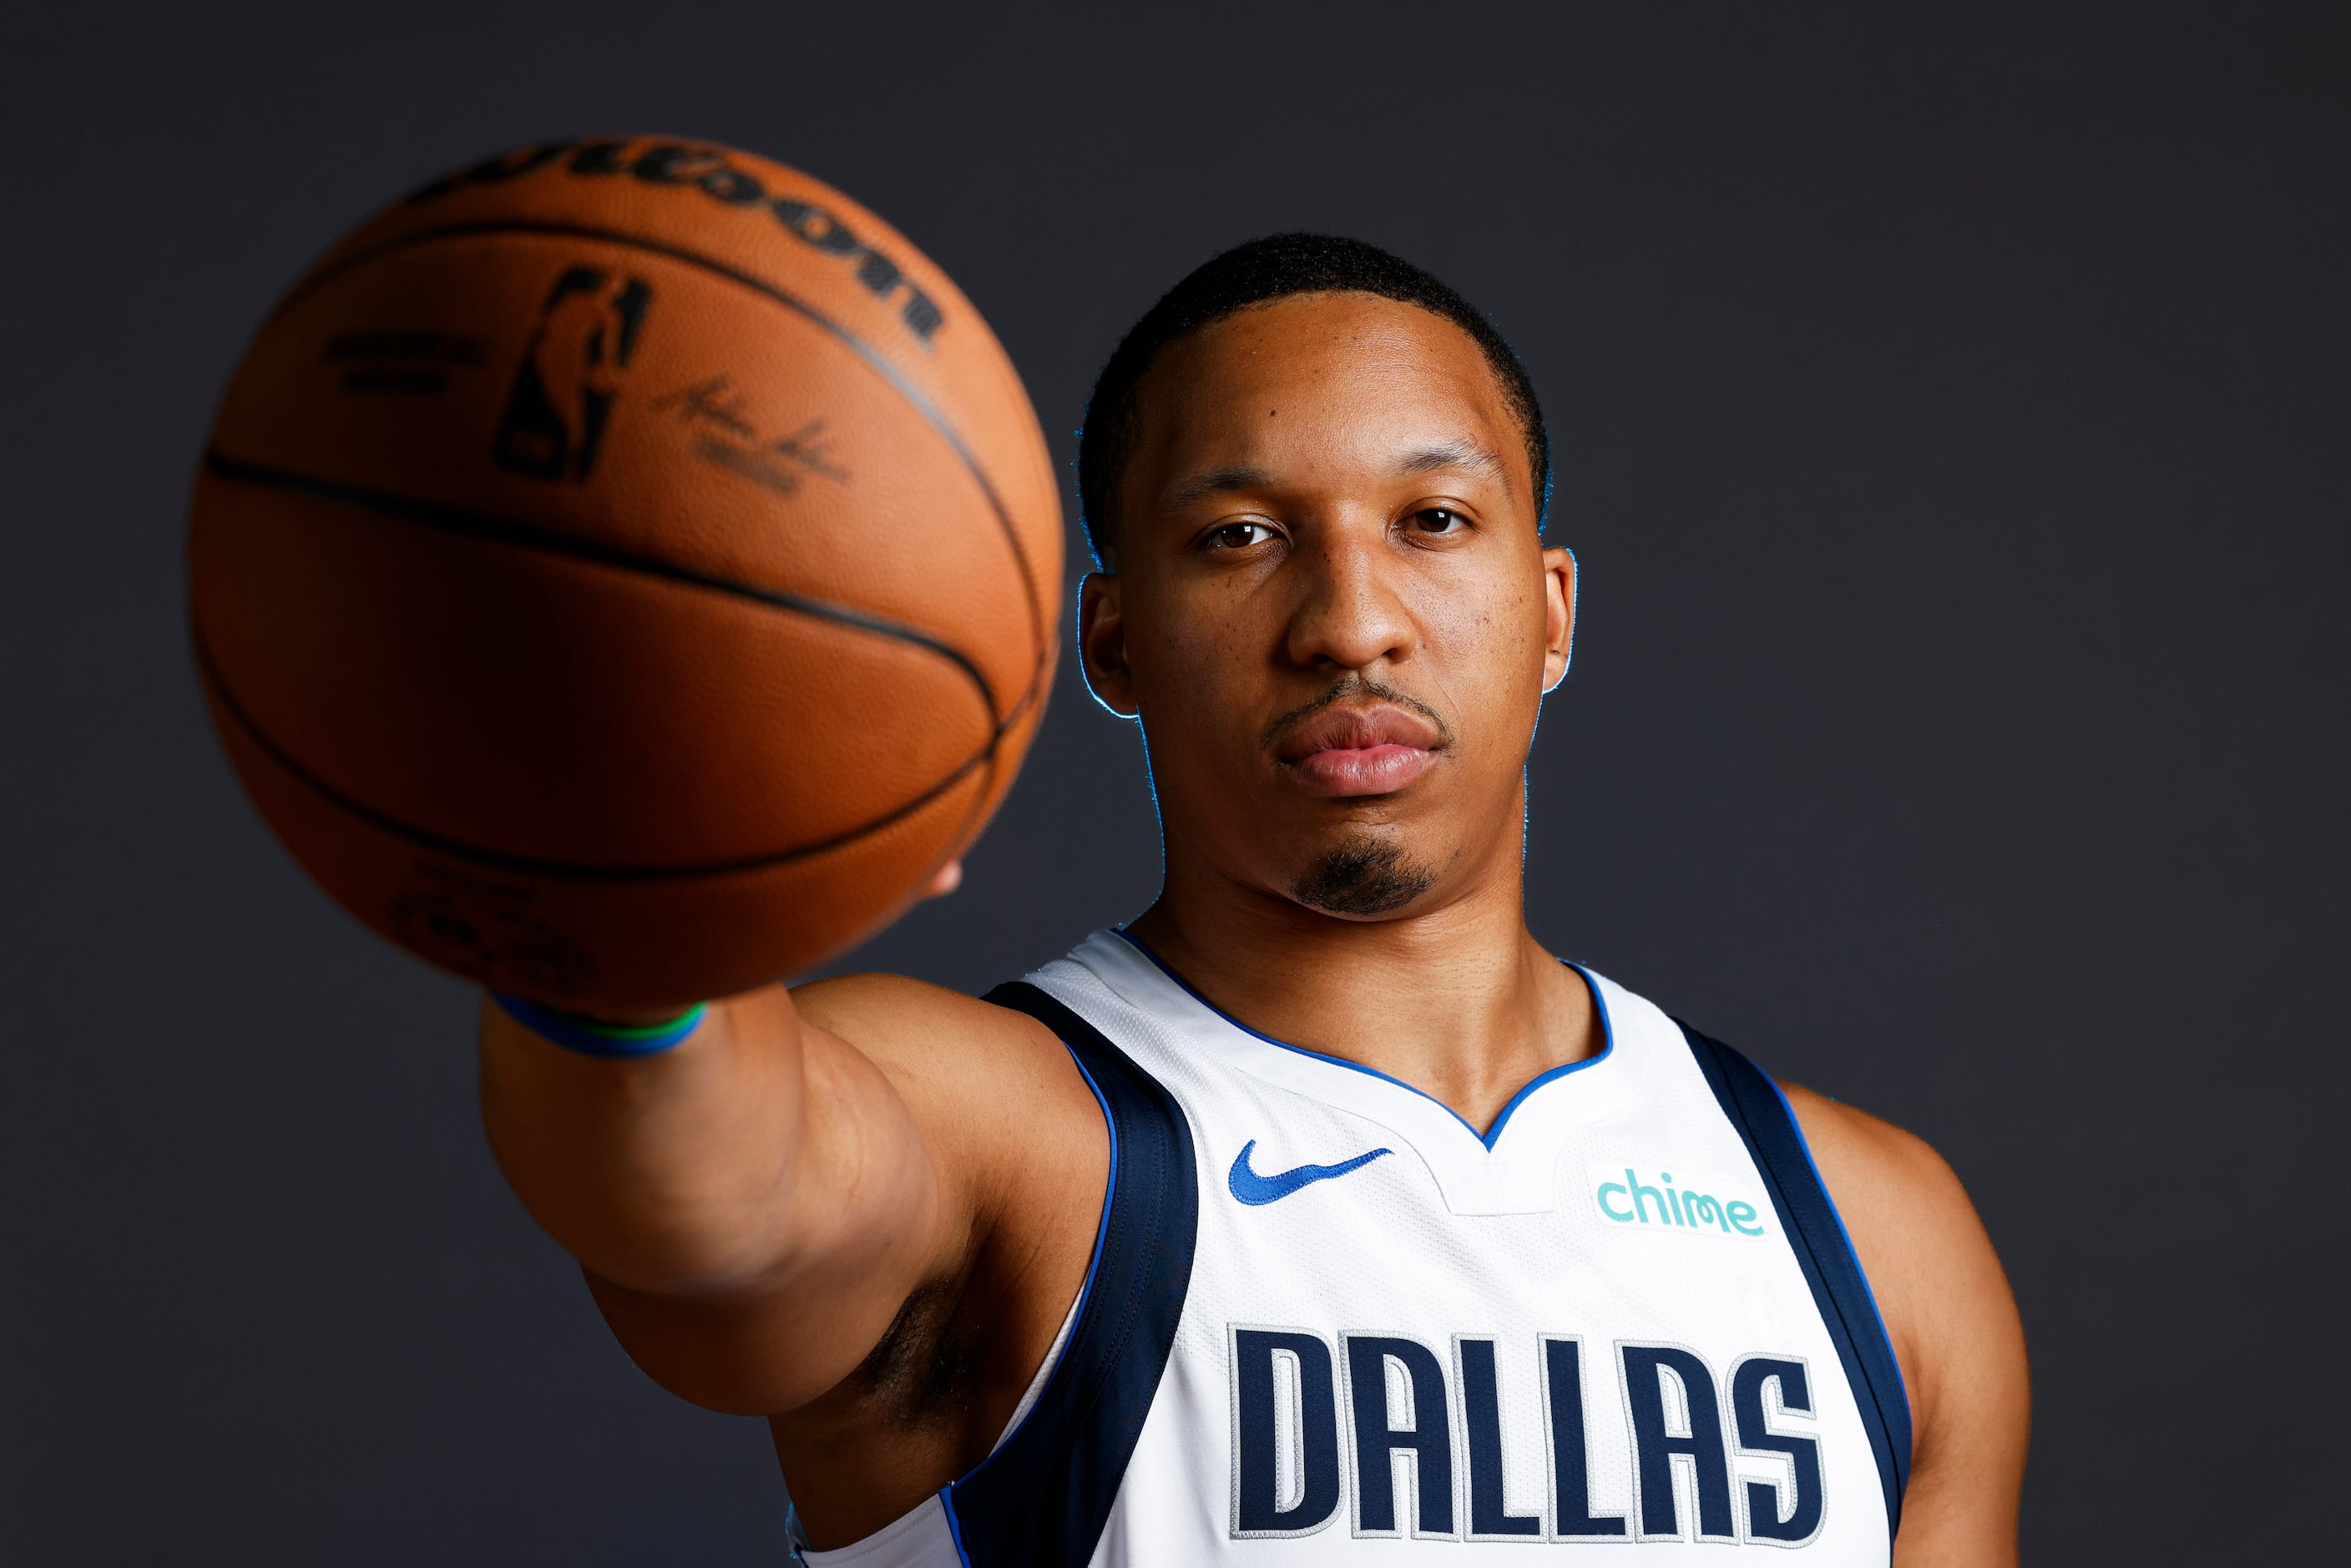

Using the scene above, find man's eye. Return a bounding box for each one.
[1206,522,1275,550]
[1408,508,1468,534]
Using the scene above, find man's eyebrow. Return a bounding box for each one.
[1161,464,1274,512]
[1397,441,1505,478]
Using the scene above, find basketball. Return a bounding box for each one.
[189,137,1061,1011]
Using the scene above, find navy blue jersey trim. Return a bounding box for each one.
[1676,1020,1913,1541]
[945,981,1200,1567]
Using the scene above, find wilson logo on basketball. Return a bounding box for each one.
[492,266,652,483]
[407,139,948,346]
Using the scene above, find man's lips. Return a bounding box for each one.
[1274,704,1443,797]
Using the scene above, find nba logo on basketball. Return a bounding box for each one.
[493,266,652,482]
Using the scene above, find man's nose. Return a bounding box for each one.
[1283,522,1418,672]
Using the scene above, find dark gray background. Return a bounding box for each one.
[3,2,2343,1560]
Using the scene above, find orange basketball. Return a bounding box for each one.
[190,137,1060,1011]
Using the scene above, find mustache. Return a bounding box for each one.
[1260,675,1454,751]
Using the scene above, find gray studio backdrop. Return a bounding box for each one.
[3,3,2343,1561]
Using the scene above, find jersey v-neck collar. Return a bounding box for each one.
[1090,927,1646,1216]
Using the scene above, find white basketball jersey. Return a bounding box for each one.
[800,930,1910,1565]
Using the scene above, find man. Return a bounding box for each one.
[481,235,2028,1564]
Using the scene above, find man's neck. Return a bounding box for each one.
[1123,856,1597,1138]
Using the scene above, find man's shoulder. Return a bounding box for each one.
[1778,1084,1963,1216]
[1777,1083,1989,1324]
[1777,1082,2026,1467]
[789,969,1075,1090]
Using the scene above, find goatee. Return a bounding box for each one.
[1292,834,1435,917]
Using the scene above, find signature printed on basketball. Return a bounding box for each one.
[654,374,851,498]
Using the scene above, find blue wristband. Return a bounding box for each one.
[492,994,707,1059]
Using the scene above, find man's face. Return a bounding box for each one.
[1081,291,1574,918]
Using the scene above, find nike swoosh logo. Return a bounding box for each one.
[1227,1139,1393,1206]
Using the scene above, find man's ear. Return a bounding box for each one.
[1079,571,1139,716]
[1540,544,1577,693]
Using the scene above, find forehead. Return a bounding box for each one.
[1124,291,1519,497]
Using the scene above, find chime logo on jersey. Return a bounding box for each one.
[1587,1163,1769,1239]
[1227,1327,1826,1545]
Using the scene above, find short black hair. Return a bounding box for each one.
[1075,232,1550,566]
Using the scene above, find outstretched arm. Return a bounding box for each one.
[477,973,1106,1429]
[1784,1085,2030,1567]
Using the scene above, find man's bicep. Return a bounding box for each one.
[579,999,973,1417]
[1892,1287,2030,1565]
[1885,1145,2028,1565]
[1782,1085,2029,1565]
[593,975,1108,1420]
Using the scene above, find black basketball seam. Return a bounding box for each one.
[190,615,997,883]
[205,448,1004,724]
[275,215,1049,704]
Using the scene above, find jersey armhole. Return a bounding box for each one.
[937,981,1201,1568]
[1676,1019,1914,1543]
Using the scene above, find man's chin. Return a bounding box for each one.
[1290,835,1437,918]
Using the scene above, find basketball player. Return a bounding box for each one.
[480,235,2028,1564]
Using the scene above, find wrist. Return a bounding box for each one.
[491,993,708,1059]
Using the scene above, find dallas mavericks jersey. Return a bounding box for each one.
[801,930,1910,1565]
